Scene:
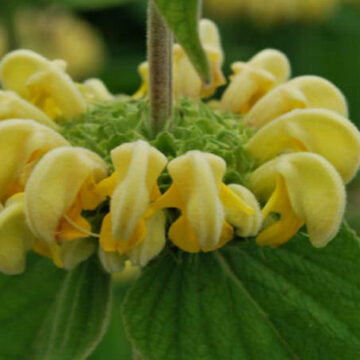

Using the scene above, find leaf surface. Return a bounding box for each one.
[123,224,360,360]
[154,0,211,82]
[0,255,112,360]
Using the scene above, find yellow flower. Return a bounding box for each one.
[134,19,225,99]
[221,49,291,114]
[97,140,168,266]
[225,184,263,237]
[0,119,68,203]
[173,19,225,98]
[15,8,106,79]
[246,108,360,183]
[0,49,86,120]
[99,211,166,271]
[0,194,35,274]
[25,146,108,248]
[77,78,114,103]
[150,151,261,253]
[249,152,345,248]
[0,90,57,129]
[244,76,348,128]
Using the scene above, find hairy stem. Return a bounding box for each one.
[147,0,173,135]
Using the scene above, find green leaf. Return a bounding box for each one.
[123,224,360,360]
[0,255,65,359]
[0,255,112,360]
[30,258,112,360]
[89,284,133,360]
[154,0,211,83]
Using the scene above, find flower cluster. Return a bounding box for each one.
[0,48,261,275]
[0,8,105,78]
[135,20,360,249]
[221,49,360,248]
[0,50,113,274]
[0,19,359,276]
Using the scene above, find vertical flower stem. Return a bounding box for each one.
[147,0,173,135]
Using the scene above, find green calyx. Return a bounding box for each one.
[61,97,256,190]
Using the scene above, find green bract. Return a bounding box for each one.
[61,98,256,189]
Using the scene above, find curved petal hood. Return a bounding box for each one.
[246,108,360,183]
[245,76,348,128]
[0,49,86,120]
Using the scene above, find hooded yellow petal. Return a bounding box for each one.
[180,18,225,98]
[200,19,223,57]
[25,146,108,244]
[173,19,225,99]
[250,152,345,247]
[245,76,348,128]
[0,90,57,129]
[0,119,68,202]
[78,78,114,102]
[256,175,304,247]
[109,140,167,242]
[246,108,360,183]
[128,210,166,267]
[151,150,230,251]
[225,184,263,237]
[0,193,35,275]
[173,44,204,99]
[171,151,226,249]
[221,49,291,113]
[0,49,86,120]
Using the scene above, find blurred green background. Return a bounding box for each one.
[1,1,360,358]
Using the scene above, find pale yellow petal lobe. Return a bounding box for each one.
[250,152,345,247]
[0,194,35,275]
[245,76,348,127]
[225,184,263,237]
[246,108,360,183]
[221,49,291,114]
[109,140,167,242]
[0,119,68,202]
[0,49,86,120]
[25,146,108,244]
[0,90,57,129]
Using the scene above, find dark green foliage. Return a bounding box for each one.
[0,255,112,360]
[123,224,360,360]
